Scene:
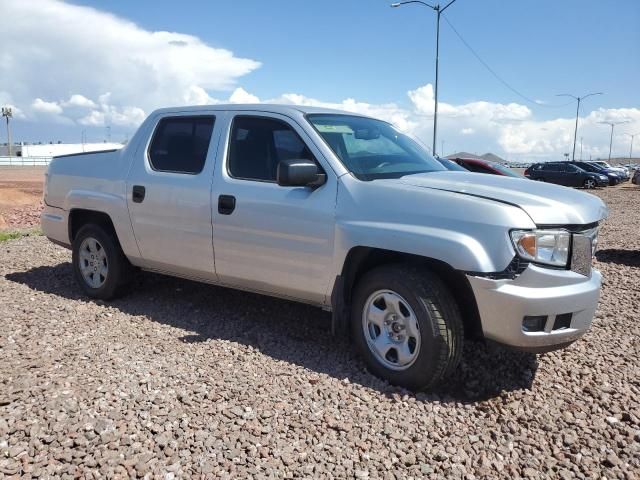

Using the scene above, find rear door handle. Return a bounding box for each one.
[218,195,236,215]
[132,185,146,203]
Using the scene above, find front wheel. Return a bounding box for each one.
[72,224,133,300]
[351,265,463,390]
[583,178,597,189]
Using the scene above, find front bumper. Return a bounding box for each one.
[467,264,601,352]
[595,178,609,187]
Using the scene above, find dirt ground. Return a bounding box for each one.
[0,167,45,231]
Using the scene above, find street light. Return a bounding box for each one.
[624,132,640,159]
[598,120,630,162]
[391,0,459,156]
[556,92,603,161]
[1,107,12,158]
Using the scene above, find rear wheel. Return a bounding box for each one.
[583,178,596,189]
[72,224,133,300]
[351,264,463,390]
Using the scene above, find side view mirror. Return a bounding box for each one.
[277,159,326,188]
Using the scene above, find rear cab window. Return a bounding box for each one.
[148,116,215,174]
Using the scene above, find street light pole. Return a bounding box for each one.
[599,121,629,162]
[2,107,13,158]
[624,132,639,159]
[391,0,458,155]
[556,92,603,161]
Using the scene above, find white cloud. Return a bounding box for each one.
[63,94,96,109]
[31,98,63,115]
[0,0,260,122]
[461,128,475,135]
[78,94,146,127]
[228,88,260,104]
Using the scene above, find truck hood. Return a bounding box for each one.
[398,171,608,226]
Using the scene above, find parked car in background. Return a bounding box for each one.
[435,157,468,171]
[525,162,609,188]
[41,104,608,390]
[572,161,622,186]
[450,157,524,178]
[590,161,629,180]
[633,169,640,185]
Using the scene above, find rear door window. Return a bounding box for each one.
[148,116,215,174]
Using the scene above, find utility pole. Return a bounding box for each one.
[579,137,583,161]
[391,0,458,155]
[556,92,603,161]
[106,125,111,143]
[624,132,639,159]
[2,107,13,158]
[441,140,445,157]
[599,121,630,161]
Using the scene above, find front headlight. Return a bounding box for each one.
[510,229,571,267]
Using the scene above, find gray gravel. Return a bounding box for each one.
[1,186,639,479]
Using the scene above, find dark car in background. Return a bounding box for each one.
[450,157,523,178]
[572,161,622,186]
[633,169,640,185]
[525,162,608,189]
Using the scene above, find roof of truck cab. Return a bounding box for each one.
[151,104,367,117]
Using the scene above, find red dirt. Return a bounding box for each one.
[0,167,45,231]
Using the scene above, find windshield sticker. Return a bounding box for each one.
[315,124,354,134]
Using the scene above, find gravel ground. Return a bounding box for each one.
[1,185,638,479]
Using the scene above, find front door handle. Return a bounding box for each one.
[218,195,236,215]
[132,185,146,203]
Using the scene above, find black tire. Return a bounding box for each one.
[72,224,133,300]
[351,264,463,391]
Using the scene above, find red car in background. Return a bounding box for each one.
[450,157,524,178]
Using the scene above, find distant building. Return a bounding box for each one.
[20,142,123,157]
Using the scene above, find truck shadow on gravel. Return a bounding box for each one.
[595,249,640,268]
[6,263,539,402]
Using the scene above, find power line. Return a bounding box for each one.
[442,15,573,109]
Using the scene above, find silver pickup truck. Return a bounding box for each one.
[41,105,607,390]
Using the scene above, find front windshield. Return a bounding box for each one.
[490,162,524,178]
[307,114,444,180]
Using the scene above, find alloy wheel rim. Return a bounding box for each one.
[78,237,108,288]
[586,179,595,189]
[362,290,421,371]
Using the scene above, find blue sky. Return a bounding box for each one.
[76,0,639,115]
[1,0,639,160]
